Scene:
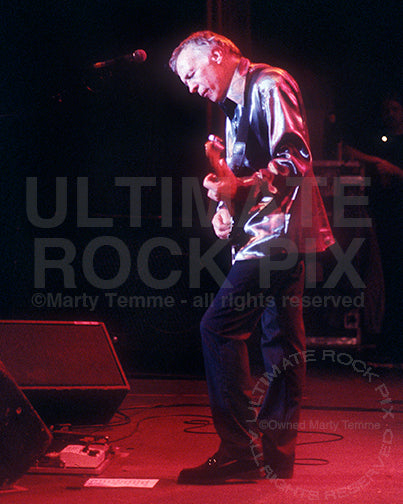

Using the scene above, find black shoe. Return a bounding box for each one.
[177,453,262,485]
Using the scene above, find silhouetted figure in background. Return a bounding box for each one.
[345,92,403,362]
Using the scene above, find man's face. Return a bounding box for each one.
[176,45,231,103]
[382,99,403,132]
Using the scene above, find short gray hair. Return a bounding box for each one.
[169,31,242,74]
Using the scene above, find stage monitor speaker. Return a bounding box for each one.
[0,360,52,487]
[0,321,130,426]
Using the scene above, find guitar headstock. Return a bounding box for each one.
[205,135,226,177]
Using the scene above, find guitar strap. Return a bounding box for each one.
[230,64,266,174]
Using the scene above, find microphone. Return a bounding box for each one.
[93,49,147,69]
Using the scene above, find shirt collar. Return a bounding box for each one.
[226,57,250,107]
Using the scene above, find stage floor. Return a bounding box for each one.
[2,359,402,504]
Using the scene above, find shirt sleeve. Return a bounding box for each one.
[255,71,312,203]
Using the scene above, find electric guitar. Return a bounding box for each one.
[204,134,236,243]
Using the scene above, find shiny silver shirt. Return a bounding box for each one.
[220,58,334,260]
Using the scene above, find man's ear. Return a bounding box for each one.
[210,48,223,64]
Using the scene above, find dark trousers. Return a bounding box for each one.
[200,257,305,477]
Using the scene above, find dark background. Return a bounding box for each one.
[1,0,402,376]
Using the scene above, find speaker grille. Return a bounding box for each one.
[0,321,126,387]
